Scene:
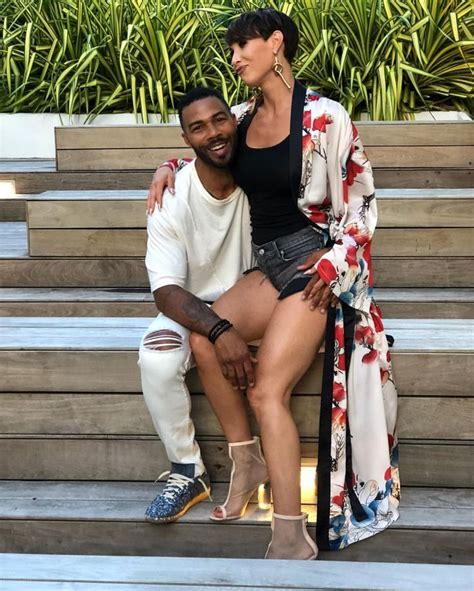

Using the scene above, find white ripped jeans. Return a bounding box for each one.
[138,313,205,477]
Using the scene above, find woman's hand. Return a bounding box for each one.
[297,250,338,313]
[146,166,176,215]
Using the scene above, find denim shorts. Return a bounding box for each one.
[251,226,329,300]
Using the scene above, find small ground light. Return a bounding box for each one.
[0,180,16,198]
[300,457,317,504]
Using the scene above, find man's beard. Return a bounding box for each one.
[192,137,236,169]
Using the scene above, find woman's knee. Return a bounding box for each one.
[189,331,215,364]
[247,383,288,420]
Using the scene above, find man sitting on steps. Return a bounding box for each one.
[138,87,254,522]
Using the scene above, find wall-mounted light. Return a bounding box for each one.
[301,457,317,504]
[0,180,16,198]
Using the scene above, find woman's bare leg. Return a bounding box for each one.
[247,293,327,515]
[190,271,278,442]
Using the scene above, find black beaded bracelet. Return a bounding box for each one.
[208,319,233,344]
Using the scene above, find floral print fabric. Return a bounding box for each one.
[235,87,400,549]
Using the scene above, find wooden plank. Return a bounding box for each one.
[0,520,471,564]
[376,301,474,319]
[56,148,194,172]
[0,438,471,486]
[372,228,474,256]
[0,350,471,396]
[0,199,26,222]
[28,229,147,257]
[0,170,155,194]
[2,167,472,194]
[27,227,474,257]
[374,168,473,189]
[357,121,474,146]
[56,145,474,171]
[1,494,471,531]
[1,482,471,509]
[55,122,474,149]
[372,257,474,288]
[0,258,149,288]
[1,299,472,319]
[0,302,156,317]
[27,199,147,229]
[55,125,187,149]
[367,146,473,168]
[377,198,474,228]
[25,191,474,229]
[0,393,471,440]
[0,256,472,289]
[0,317,472,351]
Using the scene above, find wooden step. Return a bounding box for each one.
[2,559,470,591]
[0,555,471,591]
[54,121,474,171]
[2,224,473,288]
[2,391,472,441]
[0,317,471,485]
[0,318,471,394]
[26,188,474,228]
[0,436,470,486]
[1,160,473,195]
[25,189,474,258]
[27,226,474,257]
[0,481,472,565]
[0,287,472,318]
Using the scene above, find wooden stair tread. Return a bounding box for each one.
[0,287,472,303]
[25,188,474,200]
[0,317,472,351]
[0,482,472,530]
[1,554,472,591]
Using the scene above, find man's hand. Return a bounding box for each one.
[146,166,176,215]
[297,250,338,313]
[214,328,257,390]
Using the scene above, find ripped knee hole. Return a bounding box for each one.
[143,330,183,351]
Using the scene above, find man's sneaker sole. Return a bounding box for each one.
[145,490,210,524]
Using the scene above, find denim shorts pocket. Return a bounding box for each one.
[279,234,325,261]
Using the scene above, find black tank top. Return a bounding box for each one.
[231,122,310,245]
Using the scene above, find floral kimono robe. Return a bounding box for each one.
[166,82,400,550]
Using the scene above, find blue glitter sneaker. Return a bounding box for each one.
[145,463,212,523]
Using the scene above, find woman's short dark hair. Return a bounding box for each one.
[226,8,299,63]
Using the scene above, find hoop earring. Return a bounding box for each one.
[273,53,291,90]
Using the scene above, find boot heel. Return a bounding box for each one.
[258,481,272,510]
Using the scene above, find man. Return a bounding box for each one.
[139,87,256,523]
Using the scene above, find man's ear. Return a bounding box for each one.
[181,131,191,147]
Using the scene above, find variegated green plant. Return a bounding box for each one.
[0,0,472,120]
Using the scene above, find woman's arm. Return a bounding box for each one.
[301,107,377,313]
[146,158,193,214]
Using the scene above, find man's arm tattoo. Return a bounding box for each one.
[154,285,221,336]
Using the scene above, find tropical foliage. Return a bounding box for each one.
[0,0,472,120]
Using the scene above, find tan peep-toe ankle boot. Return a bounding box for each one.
[210,436,270,521]
[265,512,318,560]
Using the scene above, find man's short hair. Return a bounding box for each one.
[225,8,299,64]
[178,87,232,129]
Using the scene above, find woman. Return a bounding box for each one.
[149,8,400,559]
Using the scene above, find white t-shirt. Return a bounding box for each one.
[146,160,253,302]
